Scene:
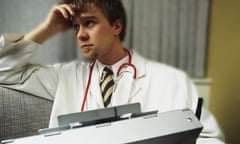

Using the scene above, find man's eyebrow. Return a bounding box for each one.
[81,16,97,20]
[73,15,97,23]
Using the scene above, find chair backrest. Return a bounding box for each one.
[0,87,53,141]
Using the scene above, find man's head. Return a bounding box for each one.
[61,0,126,41]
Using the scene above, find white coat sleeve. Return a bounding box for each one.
[185,77,225,144]
[0,34,60,100]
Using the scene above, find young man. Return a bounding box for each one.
[0,0,224,143]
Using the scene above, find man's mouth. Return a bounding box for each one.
[81,44,94,51]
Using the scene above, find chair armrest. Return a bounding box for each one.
[0,87,53,141]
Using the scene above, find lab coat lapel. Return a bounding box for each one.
[112,68,134,106]
[89,64,104,108]
[131,50,146,79]
[129,50,147,100]
[112,50,146,105]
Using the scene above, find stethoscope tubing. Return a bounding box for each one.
[81,60,96,111]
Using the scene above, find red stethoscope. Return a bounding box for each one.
[81,48,137,111]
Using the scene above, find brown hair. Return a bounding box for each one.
[61,0,126,41]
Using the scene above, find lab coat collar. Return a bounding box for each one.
[111,50,147,106]
[89,64,104,109]
[131,49,146,79]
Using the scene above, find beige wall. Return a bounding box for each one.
[207,0,240,143]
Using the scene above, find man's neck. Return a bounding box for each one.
[98,43,127,65]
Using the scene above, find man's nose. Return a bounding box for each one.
[77,28,89,41]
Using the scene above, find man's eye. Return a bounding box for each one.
[84,20,95,27]
[73,24,80,31]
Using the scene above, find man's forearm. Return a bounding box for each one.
[23,23,58,44]
[22,4,76,44]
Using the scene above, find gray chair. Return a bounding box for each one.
[0,87,53,141]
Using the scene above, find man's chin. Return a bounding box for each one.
[82,57,95,62]
[82,53,97,62]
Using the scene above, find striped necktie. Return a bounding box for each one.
[100,67,115,107]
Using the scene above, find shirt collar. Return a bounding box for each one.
[96,55,129,80]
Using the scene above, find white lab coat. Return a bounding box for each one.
[0,34,225,143]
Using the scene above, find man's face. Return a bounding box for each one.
[72,5,117,61]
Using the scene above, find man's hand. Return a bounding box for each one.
[44,4,76,34]
[23,4,77,44]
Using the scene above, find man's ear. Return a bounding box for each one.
[113,19,123,36]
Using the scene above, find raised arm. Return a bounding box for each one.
[23,4,76,44]
[0,4,78,99]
